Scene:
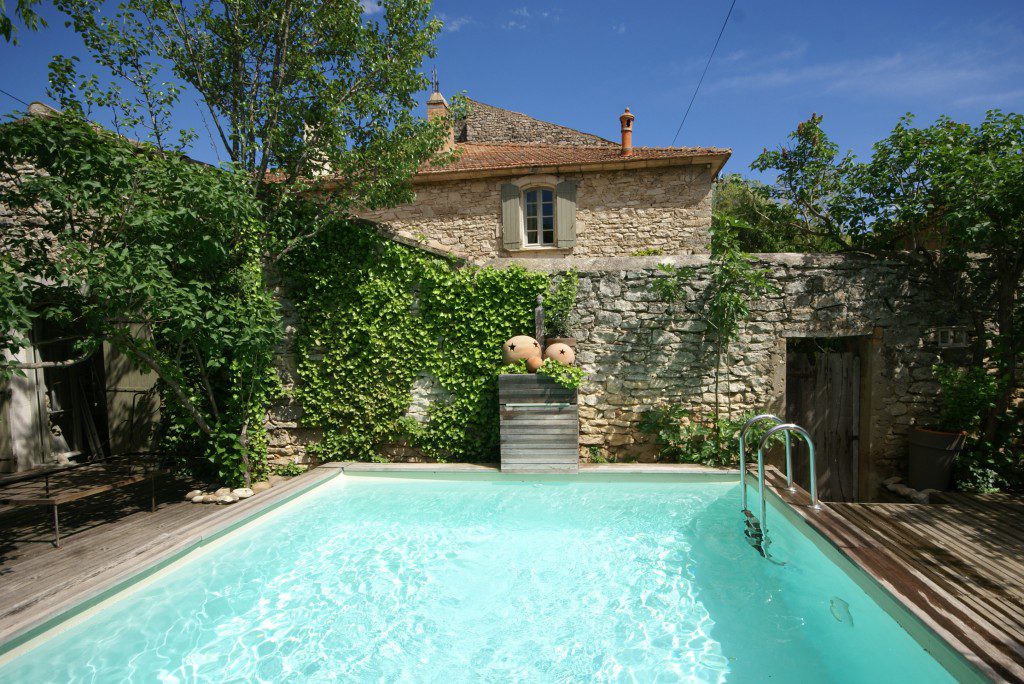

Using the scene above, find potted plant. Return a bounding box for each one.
[544,269,578,349]
[908,364,996,490]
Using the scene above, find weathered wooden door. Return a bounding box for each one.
[786,340,861,502]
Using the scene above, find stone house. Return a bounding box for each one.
[303,89,968,502]
[359,92,731,260]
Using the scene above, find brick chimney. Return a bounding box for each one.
[619,107,634,157]
[427,81,454,152]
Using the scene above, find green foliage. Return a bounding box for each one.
[651,263,695,303]
[630,247,664,256]
[47,0,454,196]
[639,407,772,468]
[702,227,779,345]
[587,445,609,463]
[543,268,578,338]
[1,0,44,44]
[498,359,529,375]
[0,111,279,487]
[934,363,1022,493]
[271,462,306,477]
[284,221,549,462]
[651,226,778,424]
[536,358,585,389]
[712,174,837,253]
[755,111,1024,485]
[498,357,585,389]
[933,364,997,433]
[652,228,776,346]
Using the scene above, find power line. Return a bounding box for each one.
[0,87,30,107]
[671,0,737,146]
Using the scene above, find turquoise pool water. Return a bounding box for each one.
[0,473,960,683]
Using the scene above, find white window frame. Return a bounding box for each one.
[521,185,556,247]
[511,174,561,250]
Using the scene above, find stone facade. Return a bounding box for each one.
[502,254,959,497]
[360,165,713,260]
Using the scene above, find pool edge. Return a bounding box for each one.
[0,464,345,658]
[753,471,992,684]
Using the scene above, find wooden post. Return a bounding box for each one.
[534,295,545,347]
[52,504,61,548]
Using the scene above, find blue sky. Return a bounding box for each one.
[2,0,1023,178]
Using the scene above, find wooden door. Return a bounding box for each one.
[786,340,861,502]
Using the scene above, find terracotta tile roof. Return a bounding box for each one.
[417,142,731,178]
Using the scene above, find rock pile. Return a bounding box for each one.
[185,487,256,504]
[882,476,938,504]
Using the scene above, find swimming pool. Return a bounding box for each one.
[0,472,974,682]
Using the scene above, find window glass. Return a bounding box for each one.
[523,187,555,246]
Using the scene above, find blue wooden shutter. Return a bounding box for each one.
[555,180,577,249]
[501,183,521,251]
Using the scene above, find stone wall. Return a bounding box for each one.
[503,254,959,496]
[267,250,962,499]
[360,165,713,260]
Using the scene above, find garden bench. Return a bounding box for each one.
[0,453,161,547]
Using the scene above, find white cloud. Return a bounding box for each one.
[503,20,526,30]
[612,23,626,35]
[360,0,383,15]
[700,26,1024,109]
[439,14,471,33]
[715,49,1016,100]
[953,88,1024,108]
[512,7,530,18]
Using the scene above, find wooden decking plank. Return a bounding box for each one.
[884,504,1024,608]
[832,504,1024,645]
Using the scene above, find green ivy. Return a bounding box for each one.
[284,221,549,462]
[498,357,586,389]
[543,268,578,338]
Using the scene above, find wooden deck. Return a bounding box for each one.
[763,467,1024,683]
[0,465,341,649]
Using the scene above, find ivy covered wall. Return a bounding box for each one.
[276,221,548,462]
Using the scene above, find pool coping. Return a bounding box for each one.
[755,466,1001,683]
[0,463,347,655]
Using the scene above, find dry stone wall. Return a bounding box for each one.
[360,165,713,260]
[503,254,958,495]
[267,250,959,499]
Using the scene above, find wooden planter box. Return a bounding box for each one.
[498,374,579,474]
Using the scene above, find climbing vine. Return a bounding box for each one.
[284,221,549,462]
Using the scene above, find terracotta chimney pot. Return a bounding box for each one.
[619,107,634,157]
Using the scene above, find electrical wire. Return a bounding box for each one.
[671,0,737,145]
[0,87,30,107]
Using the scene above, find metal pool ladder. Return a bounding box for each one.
[738,416,819,557]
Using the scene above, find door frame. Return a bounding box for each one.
[781,331,876,502]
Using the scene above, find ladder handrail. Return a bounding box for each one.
[754,423,820,540]
[738,414,792,512]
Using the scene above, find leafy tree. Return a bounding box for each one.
[47,0,454,209]
[0,111,279,485]
[754,111,1024,487]
[712,173,837,253]
[2,0,456,480]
